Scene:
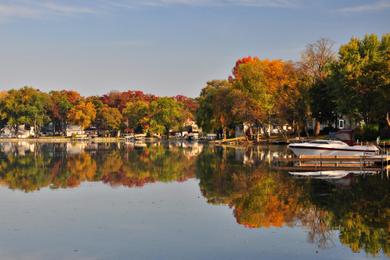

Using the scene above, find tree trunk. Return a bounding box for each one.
[304,122,309,137]
[314,120,321,136]
[387,112,390,127]
[261,126,269,139]
[296,124,301,138]
[13,124,18,137]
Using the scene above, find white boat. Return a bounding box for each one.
[289,170,350,179]
[288,140,379,156]
[289,170,378,179]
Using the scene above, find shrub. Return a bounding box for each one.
[355,124,380,141]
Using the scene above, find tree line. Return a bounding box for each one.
[0,88,197,136]
[0,33,389,139]
[197,33,390,140]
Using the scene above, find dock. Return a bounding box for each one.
[275,154,390,162]
[272,154,390,172]
[379,141,390,148]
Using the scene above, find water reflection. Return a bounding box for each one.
[0,142,388,257]
[0,142,197,192]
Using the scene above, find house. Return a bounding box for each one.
[309,116,363,133]
[235,123,250,138]
[66,125,84,137]
[183,119,201,134]
[0,126,14,138]
[0,125,35,138]
[235,122,293,138]
[17,125,35,138]
[84,127,98,138]
[171,119,201,139]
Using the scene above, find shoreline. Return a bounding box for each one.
[0,137,292,148]
[0,137,123,143]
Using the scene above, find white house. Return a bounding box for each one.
[65,125,84,137]
[0,125,35,138]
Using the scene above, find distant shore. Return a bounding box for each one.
[0,137,123,143]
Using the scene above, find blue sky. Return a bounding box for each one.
[0,0,389,97]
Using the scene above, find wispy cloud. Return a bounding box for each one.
[0,1,96,20]
[40,2,95,14]
[0,0,302,20]
[103,0,302,8]
[0,3,39,18]
[337,0,390,13]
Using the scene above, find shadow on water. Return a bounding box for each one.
[0,141,389,257]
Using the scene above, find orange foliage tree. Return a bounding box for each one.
[229,56,300,137]
[67,101,96,129]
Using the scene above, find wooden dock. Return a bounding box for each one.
[379,141,390,148]
[273,165,389,172]
[275,154,390,163]
[272,154,390,172]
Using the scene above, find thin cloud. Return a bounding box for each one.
[40,2,95,14]
[0,4,40,18]
[0,0,302,20]
[337,0,390,13]
[0,1,96,20]
[101,0,302,8]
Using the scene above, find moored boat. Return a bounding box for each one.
[289,170,350,179]
[289,170,378,179]
[288,140,379,156]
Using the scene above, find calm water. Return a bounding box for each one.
[0,142,388,260]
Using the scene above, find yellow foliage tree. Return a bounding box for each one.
[66,101,96,129]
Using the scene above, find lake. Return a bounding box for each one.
[0,141,388,260]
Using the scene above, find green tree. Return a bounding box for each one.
[123,100,151,133]
[332,33,390,128]
[0,87,50,134]
[149,97,186,136]
[196,80,239,138]
[95,105,122,135]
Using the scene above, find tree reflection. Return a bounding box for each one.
[196,146,389,256]
[0,143,194,191]
[99,145,195,188]
[0,152,52,192]
[309,175,390,256]
[0,143,388,256]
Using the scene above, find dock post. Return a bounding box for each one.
[320,153,322,168]
[382,154,384,173]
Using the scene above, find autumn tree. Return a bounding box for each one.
[0,91,9,128]
[174,95,199,120]
[230,57,299,138]
[123,100,151,133]
[66,101,96,129]
[48,90,82,133]
[95,105,122,135]
[101,90,156,112]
